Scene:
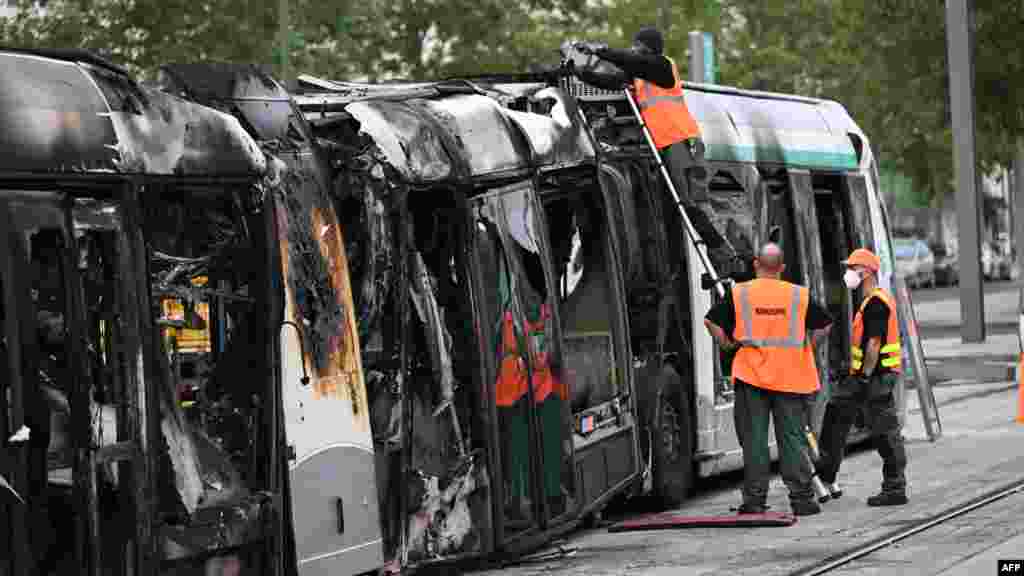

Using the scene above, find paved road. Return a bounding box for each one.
[472,383,1024,576]
[824,488,1024,575]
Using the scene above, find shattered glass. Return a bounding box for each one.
[692,172,757,280]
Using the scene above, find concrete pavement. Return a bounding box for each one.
[476,382,1024,576]
[913,282,1022,384]
[934,530,1024,575]
[467,288,1024,576]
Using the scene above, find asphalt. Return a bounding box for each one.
[476,382,1024,576]
[466,283,1024,576]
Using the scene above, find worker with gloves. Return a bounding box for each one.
[815,248,909,506]
[574,26,705,203]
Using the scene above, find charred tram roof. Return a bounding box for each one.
[0,49,268,187]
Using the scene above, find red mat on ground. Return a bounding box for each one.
[607,511,796,532]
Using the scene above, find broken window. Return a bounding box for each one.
[0,193,118,574]
[542,185,623,417]
[141,185,273,568]
[356,185,486,564]
[813,173,855,377]
[473,182,574,535]
[400,191,485,562]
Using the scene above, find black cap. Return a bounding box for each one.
[633,27,664,54]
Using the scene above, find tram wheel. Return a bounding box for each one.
[650,369,694,509]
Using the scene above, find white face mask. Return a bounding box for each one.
[843,269,862,290]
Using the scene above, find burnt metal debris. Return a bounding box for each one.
[0,45,928,576]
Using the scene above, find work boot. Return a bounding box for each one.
[867,491,908,507]
[827,482,843,500]
[790,500,822,516]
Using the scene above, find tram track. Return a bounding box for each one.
[789,477,1024,575]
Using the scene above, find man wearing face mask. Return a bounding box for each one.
[815,248,908,506]
[574,26,705,202]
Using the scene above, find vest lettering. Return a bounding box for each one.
[730,278,820,394]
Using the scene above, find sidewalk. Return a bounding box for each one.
[914,287,1021,384]
[912,287,1021,329]
[917,331,1019,385]
[922,332,1019,359]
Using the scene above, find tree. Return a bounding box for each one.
[1,0,284,77]
[0,0,602,82]
[704,0,1024,205]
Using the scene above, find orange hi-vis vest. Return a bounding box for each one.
[850,288,902,374]
[495,304,562,407]
[633,57,701,150]
[730,278,820,394]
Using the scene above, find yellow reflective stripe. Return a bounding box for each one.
[880,357,901,368]
[880,343,901,354]
[851,347,864,359]
[851,359,863,369]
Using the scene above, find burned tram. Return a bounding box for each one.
[0,44,925,576]
[0,52,378,575]
[291,57,925,573]
[292,77,638,569]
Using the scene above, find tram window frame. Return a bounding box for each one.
[141,184,276,497]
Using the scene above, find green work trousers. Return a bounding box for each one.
[497,395,565,507]
[817,372,906,494]
[734,379,815,506]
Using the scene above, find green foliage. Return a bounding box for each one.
[0,0,1021,200]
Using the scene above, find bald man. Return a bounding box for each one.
[704,243,833,516]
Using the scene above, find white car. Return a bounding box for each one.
[894,238,935,288]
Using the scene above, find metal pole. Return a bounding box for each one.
[622,88,725,298]
[278,0,290,90]
[688,31,704,84]
[1014,140,1024,278]
[945,0,985,342]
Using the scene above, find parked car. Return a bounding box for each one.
[931,243,959,286]
[894,238,935,288]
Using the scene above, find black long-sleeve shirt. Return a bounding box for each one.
[577,47,676,91]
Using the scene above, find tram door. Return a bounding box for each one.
[470,181,575,546]
[0,200,32,576]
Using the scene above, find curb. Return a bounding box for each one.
[907,382,1016,415]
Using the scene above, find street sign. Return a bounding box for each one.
[703,32,716,84]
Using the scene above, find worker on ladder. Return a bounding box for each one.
[575,26,706,202]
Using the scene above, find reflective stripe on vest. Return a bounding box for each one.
[850,288,902,373]
[730,278,820,394]
[736,283,805,348]
[496,309,529,406]
[633,57,701,150]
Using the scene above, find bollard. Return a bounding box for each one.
[1017,287,1024,423]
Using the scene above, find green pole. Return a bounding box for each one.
[278,0,290,88]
